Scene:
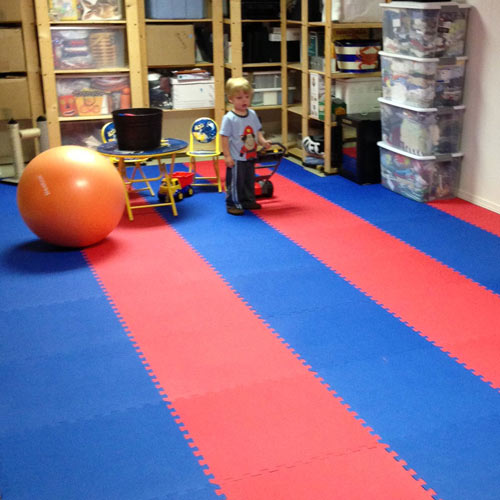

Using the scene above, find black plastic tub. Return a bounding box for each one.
[112,108,162,151]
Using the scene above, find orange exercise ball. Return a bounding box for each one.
[17,145,125,248]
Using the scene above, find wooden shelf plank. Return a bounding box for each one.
[55,68,130,74]
[145,18,212,23]
[288,105,303,116]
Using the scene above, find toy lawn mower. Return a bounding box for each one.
[255,142,286,198]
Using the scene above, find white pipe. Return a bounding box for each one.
[19,127,41,140]
[7,117,50,182]
[8,119,25,181]
[37,117,50,152]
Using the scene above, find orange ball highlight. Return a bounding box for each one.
[17,146,125,248]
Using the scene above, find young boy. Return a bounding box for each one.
[220,77,271,216]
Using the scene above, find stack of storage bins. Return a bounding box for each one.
[378,1,470,202]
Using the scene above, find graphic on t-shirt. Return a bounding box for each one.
[240,125,257,160]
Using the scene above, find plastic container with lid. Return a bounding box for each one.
[334,39,382,73]
[56,75,130,117]
[51,26,127,70]
[378,141,462,202]
[380,2,470,58]
[380,51,467,107]
[379,97,465,156]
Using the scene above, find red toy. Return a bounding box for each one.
[254,143,286,198]
[158,171,195,202]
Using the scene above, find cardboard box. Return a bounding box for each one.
[146,25,195,66]
[309,73,324,119]
[0,29,26,72]
[0,0,22,21]
[0,77,31,120]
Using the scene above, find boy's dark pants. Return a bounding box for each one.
[225,160,256,208]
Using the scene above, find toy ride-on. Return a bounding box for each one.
[255,142,286,198]
[158,171,195,202]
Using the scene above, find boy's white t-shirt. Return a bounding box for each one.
[220,109,262,162]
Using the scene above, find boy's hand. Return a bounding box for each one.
[224,156,235,168]
[261,140,272,150]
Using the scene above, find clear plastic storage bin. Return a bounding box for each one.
[60,119,110,147]
[49,0,124,21]
[252,88,296,106]
[170,77,215,109]
[245,71,282,89]
[378,141,462,202]
[379,97,464,156]
[56,75,131,117]
[51,26,127,70]
[380,2,470,58]
[145,0,206,19]
[380,51,467,108]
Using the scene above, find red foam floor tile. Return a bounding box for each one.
[429,198,500,237]
[258,175,500,390]
[83,205,435,499]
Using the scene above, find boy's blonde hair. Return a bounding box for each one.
[225,77,253,98]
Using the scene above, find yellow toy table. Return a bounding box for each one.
[97,138,187,221]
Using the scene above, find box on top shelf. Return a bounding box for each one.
[327,0,383,23]
[0,77,31,120]
[379,97,464,157]
[378,141,462,202]
[0,1,22,22]
[146,25,195,66]
[0,29,26,72]
[380,51,467,108]
[56,75,130,117]
[51,27,127,70]
[381,2,470,58]
[145,0,206,19]
[49,0,123,21]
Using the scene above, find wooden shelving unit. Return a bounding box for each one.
[0,0,44,172]
[224,1,287,142]
[281,0,385,174]
[143,0,225,141]
[33,1,385,155]
[35,0,225,147]
[35,0,147,148]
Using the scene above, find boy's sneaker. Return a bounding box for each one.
[242,202,262,210]
[227,206,244,216]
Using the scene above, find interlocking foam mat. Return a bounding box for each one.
[1,158,500,499]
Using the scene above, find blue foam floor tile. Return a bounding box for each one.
[268,304,434,371]
[228,266,364,317]
[0,340,161,438]
[0,298,131,364]
[321,346,500,434]
[278,161,500,294]
[0,184,120,312]
[0,239,105,312]
[0,403,220,500]
[387,414,500,500]
[156,176,500,500]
